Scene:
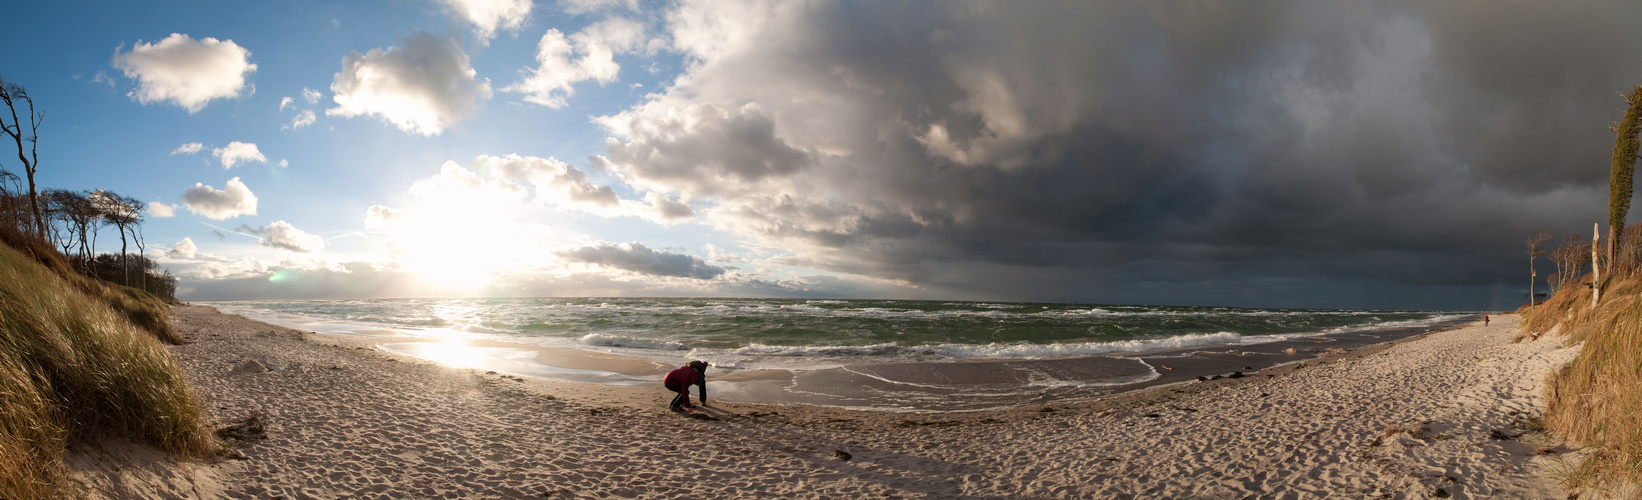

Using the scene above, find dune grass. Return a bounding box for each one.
[0,225,183,345]
[1520,271,1642,490]
[0,238,214,498]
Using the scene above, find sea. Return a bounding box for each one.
[207,298,1473,411]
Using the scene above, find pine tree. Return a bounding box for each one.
[1608,86,1642,265]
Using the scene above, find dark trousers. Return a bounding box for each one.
[668,384,689,409]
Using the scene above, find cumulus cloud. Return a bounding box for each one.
[212,141,266,169]
[241,220,326,253]
[504,17,650,108]
[288,109,316,129]
[146,201,176,218]
[111,33,256,113]
[365,204,403,228]
[598,101,810,197]
[302,87,322,104]
[180,177,258,220]
[279,96,294,111]
[467,154,694,222]
[410,161,528,201]
[704,243,748,262]
[556,241,726,279]
[327,33,492,136]
[168,237,198,258]
[560,0,639,15]
[170,142,203,155]
[438,0,532,43]
[477,154,618,205]
[278,159,289,168]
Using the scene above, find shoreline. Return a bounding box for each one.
[78,306,1575,498]
[210,301,1478,412]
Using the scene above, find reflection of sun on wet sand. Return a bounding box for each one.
[95,306,1576,498]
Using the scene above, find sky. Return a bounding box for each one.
[2,0,1640,310]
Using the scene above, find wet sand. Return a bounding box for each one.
[76,307,1576,498]
[343,316,1472,412]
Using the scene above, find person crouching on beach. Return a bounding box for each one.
[665,360,709,411]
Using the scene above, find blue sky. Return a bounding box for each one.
[3,1,1639,309]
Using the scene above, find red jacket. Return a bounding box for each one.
[664,366,702,390]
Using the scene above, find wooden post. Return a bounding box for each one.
[1593,222,1602,309]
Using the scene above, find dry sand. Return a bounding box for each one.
[74,307,1579,498]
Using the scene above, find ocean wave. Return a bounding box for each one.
[1314,315,1466,334]
[728,343,906,357]
[577,333,688,351]
[925,332,1248,358]
[710,332,1253,360]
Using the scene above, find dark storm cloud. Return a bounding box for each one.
[555,242,726,279]
[589,0,1642,308]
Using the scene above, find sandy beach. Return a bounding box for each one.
[74,306,1578,498]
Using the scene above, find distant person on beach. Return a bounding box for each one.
[1484,315,1490,326]
[665,360,709,411]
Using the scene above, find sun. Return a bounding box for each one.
[398,193,517,289]
[385,162,572,290]
[404,218,497,288]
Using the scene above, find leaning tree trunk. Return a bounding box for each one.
[1594,223,1602,308]
[118,225,129,286]
[135,229,146,291]
[1608,86,1642,268]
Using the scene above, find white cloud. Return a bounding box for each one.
[146,201,176,218]
[478,154,618,206]
[111,33,257,113]
[278,159,289,168]
[302,87,322,104]
[631,191,694,221]
[327,33,491,136]
[504,17,649,108]
[365,205,404,228]
[279,96,294,111]
[248,220,326,253]
[469,154,694,222]
[212,141,267,169]
[180,177,258,220]
[438,0,532,43]
[410,161,528,201]
[168,237,198,258]
[704,243,748,262]
[170,142,204,155]
[91,71,116,87]
[560,0,639,15]
[289,109,316,129]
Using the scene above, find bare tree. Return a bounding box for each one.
[1528,231,1554,312]
[1549,234,1589,295]
[0,167,23,231]
[43,189,72,254]
[132,211,149,290]
[0,76,44,237]
[45,189,103,273]
[98,191,144,285]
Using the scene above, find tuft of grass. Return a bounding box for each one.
[0,238,214,498]
[1517,270,1642,344]
[1528,270,1642,491]
[85,280,184,344]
